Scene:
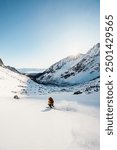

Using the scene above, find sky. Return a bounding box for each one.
[0,0,100,68]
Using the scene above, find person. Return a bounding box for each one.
[48,97,54,108]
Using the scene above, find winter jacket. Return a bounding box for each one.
[48,97,54,105]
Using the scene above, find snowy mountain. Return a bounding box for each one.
[37,43,100,85]
[0,64,99,97]
[0,58,21,74]
[0,49,99,150]
[6,66,21,74]
[0,43,100,96]
[0,65,49,97]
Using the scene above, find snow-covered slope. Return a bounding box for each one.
[0,65,100,97]
[37,43,100,85]
[0,93,99,150]
[0,66,47,97]
[0,66,100,150]
[0,43,100,97]
[0,52,99,150]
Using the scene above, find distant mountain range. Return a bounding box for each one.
[18,68,45,74]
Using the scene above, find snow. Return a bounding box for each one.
[64,70,99,85]
[0,95,99,150]
[0,66,47,96]
[0,65,100,150]
[37,43,100,85]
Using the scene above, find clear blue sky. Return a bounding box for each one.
[0,0,100,68]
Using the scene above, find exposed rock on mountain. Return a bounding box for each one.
[0,58,4,66]
[6,66,21,74]
[0,58,21,74]
[37,43,100,85]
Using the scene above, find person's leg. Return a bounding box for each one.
[48,104,52,108]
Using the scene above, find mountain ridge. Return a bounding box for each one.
[0,43,100,96]
[36,43,100,85]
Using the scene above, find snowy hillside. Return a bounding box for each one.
[0,65,99,97]
[37,43,100,85]
[0,66,99,150]
[0,43,100,96]
[0,56,99,150]
[0,66,48,97]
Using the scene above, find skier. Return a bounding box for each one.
[48,97,54,108]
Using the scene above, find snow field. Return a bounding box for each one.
[0,96,99,150]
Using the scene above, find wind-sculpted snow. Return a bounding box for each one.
[37,43,100,85]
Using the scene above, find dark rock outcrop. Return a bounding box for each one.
[0,58,4,66]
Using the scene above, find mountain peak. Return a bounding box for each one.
[95,43,100,48]
[87,43,100,57]
[37,43,100,85]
